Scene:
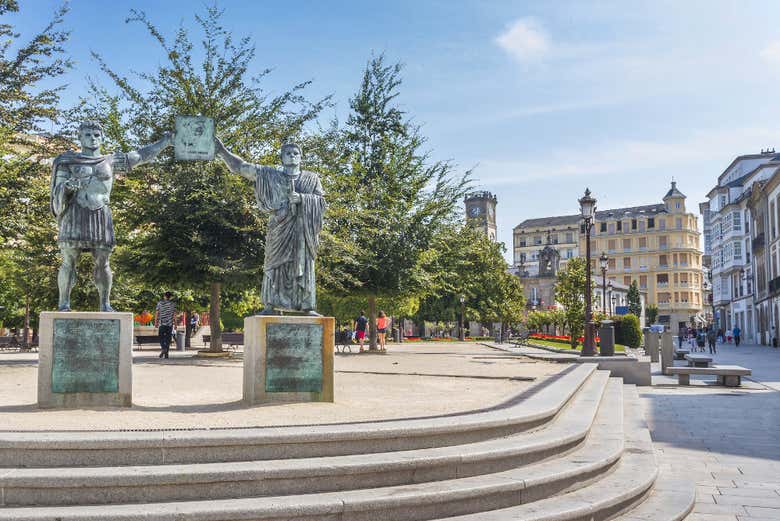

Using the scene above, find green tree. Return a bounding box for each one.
[554,256,589,348]
[81,7,327,351]
[627,281,642,317]
[316,55,469,349]
[413,224,524,333]
[0,1,72,342]
[645,304,659,326]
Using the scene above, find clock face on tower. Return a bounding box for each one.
[469,206,482,217]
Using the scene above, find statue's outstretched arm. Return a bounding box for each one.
[126,132,173,169]
[214,137,257,182]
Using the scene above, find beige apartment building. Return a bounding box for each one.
[513,182,704,329]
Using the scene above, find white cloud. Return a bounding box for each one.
[495,18,550,63]
[760,41,780,63]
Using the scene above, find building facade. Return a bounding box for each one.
[464,191,497,241]
[704,151,780,343]
[583,182,703,331]
[513,216,580,277]
[513,182,704,330]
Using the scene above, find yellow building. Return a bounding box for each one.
[583,182,704,330]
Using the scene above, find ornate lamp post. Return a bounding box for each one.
[607,280,614,315]
[599,252,609,315]
[459,295,466,341]
[579,188,597,356]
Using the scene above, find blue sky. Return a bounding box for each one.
[12,1,780,261]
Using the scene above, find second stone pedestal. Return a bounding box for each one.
[243,315,334,404]
[38,311,133,408]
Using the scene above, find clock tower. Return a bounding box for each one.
[464,191,497,241]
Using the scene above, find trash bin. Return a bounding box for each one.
[176,330,185,351]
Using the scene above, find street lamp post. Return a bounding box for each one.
[707,269,716,329]
[459,295,466,341]
[608,280,613,316]
[599,252,608,316]
[579,188,597,356]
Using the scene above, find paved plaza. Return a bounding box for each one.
[639,341,780,521]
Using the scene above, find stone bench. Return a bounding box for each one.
[685,354,712,367]
[203,332,244,350]
[667,365,752,387]
[674,348,690,360]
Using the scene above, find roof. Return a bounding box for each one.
[715,152,780,185]
[515,203,667,231]
[515,214,581,229]
[663,181,686,200]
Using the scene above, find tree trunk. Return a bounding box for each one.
[368,294,377,351]
[22,292,30,347]
[209,282,222,352]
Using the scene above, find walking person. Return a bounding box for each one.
[376,311,389,352]
[677,326,685,350]
[707,328,717,354]
[155,291,176,359]
[733,325,741,347]
[353,311,369,353]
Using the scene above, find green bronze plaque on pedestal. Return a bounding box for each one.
[51,318,120,393]
[265,323,323,393]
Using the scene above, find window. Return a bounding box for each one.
[624,276,631,286]
[608,239,616,251]
[534,236,542,245]
[519,240,527,247]
[659,254,668,267]
[565,232,573,243]
[659,236,668,249]
[659,218,666,230]
[617,221,622,231]
[772,201,777,240]
[566,249,573,259]
[733,241,742,260]
[639,220,646,232]
[623,257,631,269]
[733,211,741,231]
[608,223,616,234]
[720,194,726,208]
[608,258,616,270]
[631,219,637,230]
[675,218,682,230]
[675,202,681,209]
[639,275,647,289]
[638,237,647,249]
[648,218,655,229]
[745,210,750,233]
[657,274,669,286]
[623,238,631,250]
[599,222,607,232]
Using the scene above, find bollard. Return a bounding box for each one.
[660,331,674,375]
[599,320,615,356]
[646,330,659,363]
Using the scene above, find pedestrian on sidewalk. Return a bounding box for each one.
[707,328,717,354]
[155,291,176,359]
[376,311,389,352]
[677,326,684,350]
[733,325,741,347]
[353,311,369,353]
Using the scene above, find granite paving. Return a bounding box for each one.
[639,341,780,521]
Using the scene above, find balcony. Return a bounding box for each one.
[769,276,780,294]
[752,233,765,252]
[657,282,669,288]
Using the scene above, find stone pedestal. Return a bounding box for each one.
[646,332,660,363]
[660,331,674,375]
[243,315,334,404]
[38,311,133,408]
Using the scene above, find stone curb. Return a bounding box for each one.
[0,372,612,506]
[0,364,598,468]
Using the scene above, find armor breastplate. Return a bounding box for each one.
[70,161,113,211]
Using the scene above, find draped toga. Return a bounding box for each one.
[253,167,325,311]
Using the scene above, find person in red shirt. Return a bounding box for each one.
[377,311,390,352]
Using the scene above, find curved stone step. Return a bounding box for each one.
[436,384,658,521]
[0,378,625,519]
[611,467,695,521]
[0,364,597,468]
[0,372,612,506]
